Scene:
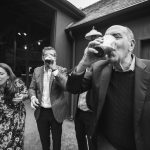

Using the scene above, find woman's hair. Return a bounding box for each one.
[0,63,16,80]
[0,63,17,104]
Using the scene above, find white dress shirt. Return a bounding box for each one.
[41,68,52,108]
[78,91,90,111]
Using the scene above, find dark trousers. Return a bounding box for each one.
[36,107,62,150]
[75,108,97,150]
[97,134,117,150]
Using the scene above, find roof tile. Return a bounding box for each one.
[70,0,148,28]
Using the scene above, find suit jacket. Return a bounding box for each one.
[67,57,150,150]
[70,68,94,119]
[29,65,68,123]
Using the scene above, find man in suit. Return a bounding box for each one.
[66,25,150,150]
[29,46,68,150]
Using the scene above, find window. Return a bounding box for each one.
[140,39,150,59]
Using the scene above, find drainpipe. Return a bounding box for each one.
[69,30,76,119]
[69,30,76,68]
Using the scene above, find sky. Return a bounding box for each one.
[67,0,100,9]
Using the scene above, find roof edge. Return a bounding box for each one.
[66,0,149,30]
[41,0,85,20]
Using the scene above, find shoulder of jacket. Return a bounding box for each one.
[140,59,150,72]
[57,65,67,72]
[135,57,150,72]
[34,66,43,72]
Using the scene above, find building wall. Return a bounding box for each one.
[54,9,75,69]
[54,9,79,118]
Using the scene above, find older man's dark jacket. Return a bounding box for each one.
[67,57,150,150]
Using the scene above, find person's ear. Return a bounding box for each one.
[6,78,10,87]
[129,39,135,52]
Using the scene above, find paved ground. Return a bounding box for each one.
[24,100,78,150]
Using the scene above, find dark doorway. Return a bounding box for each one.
[0,0,55,87]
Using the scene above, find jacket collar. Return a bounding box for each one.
[134,57,150,126]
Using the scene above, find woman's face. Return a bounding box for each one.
[0,67,9,86]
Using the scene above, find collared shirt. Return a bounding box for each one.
[78,92,90,111]
[77,67,92,111]
[41,67,52,108]
[113,55,135,72]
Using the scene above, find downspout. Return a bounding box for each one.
[69,30,76,119]
[69,30,76,68]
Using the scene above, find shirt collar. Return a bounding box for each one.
[44,66,51,72]
[113,54,135,72]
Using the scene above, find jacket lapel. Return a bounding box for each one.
[134,58,150,128]
[49,71,54,93]
[50,65,60,92]
[49,66,59,104]
[96,63,112,120]
[39,66,44,93]
[39,65,56,94]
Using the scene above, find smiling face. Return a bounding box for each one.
[0,67,9,86]
[104,25,135,63]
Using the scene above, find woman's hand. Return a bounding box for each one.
[12,94,24,102]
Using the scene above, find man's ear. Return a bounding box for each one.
[129,39,135,52]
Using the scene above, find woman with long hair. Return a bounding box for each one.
[0,63,28,149]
